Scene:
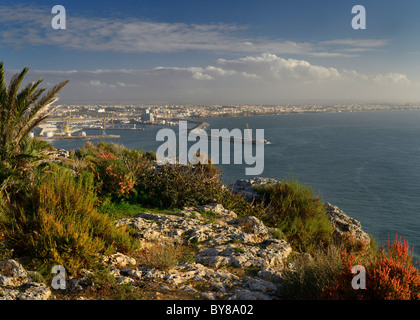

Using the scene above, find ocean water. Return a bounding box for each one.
[52,110,420,263]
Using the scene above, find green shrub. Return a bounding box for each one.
[2,165,138,275]
[219,187,266,218]
[134,159,266,218]
[135,162,223,209]
[256,178,334,254]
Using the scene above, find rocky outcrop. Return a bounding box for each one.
[324,202,371,245]
[0,260,51,300]
[112,204,292,300]
[231,178,370,247]
[114,205,269,246]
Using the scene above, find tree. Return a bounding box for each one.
[0,61,69,195]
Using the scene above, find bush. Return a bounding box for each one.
[76,142,263,217]
[76,142,148,202]
[255,178,334,254]
[135,162,223,209]
[1,165,138,275]
[134,159,266,218]
[322,234,420,300]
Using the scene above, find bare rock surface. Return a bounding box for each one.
[0,259,51,300]
[111,203,292,300]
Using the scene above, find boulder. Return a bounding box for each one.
[233,216,270,241]
[103,252,137,268]
[0,259,28,286]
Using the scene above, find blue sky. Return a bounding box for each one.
[1,0,420,104]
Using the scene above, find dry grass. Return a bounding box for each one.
[134,242,197,271]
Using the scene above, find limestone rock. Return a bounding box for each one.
[242,277,278,293]
[16,282,51,300]
[0,259,28,286]
[114,203,293,300]
[0,260,52,300]
[67,277,92,292]
[257,266,285,283]
[232,216,270,242]
[103,252,136,268]
[325,202,370,245]
[197,203,237,220]
[195,240,292,269]
[229,288,272,300]
[115,204,266,247]
[0,288,20,300]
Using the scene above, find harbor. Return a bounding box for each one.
[38,134,120,141]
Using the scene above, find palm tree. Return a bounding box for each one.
[0,61,69,194]
[0,61,69,160]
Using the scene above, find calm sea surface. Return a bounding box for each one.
[53,110,420,263]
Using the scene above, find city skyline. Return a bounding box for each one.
[1,1,420,105]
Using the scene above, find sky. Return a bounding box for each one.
[1,0,420,105]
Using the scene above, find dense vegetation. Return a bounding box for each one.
[255,178,334,254]
[0,62,419,300]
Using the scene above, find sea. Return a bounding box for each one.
[52,109,420,264]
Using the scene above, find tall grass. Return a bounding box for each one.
[281,244,344,299]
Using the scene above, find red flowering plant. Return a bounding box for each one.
[321,234,420,300]
[79,142,146,202]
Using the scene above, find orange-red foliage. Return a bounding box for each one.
[321,234,420,300]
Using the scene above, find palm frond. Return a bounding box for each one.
[0,63,69,163]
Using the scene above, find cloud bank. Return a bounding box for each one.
[6,53,414,104]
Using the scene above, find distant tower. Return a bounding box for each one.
[63,111,71,136]
[102,117,107,135]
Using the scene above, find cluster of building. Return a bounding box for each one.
[50,102,420,122]
[35,102,420,138]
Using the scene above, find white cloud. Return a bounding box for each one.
[373,73,411,85]
[0,5,388,58]
[217,53,341,82]
[89,80,103,87]
[320,38,389,48]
